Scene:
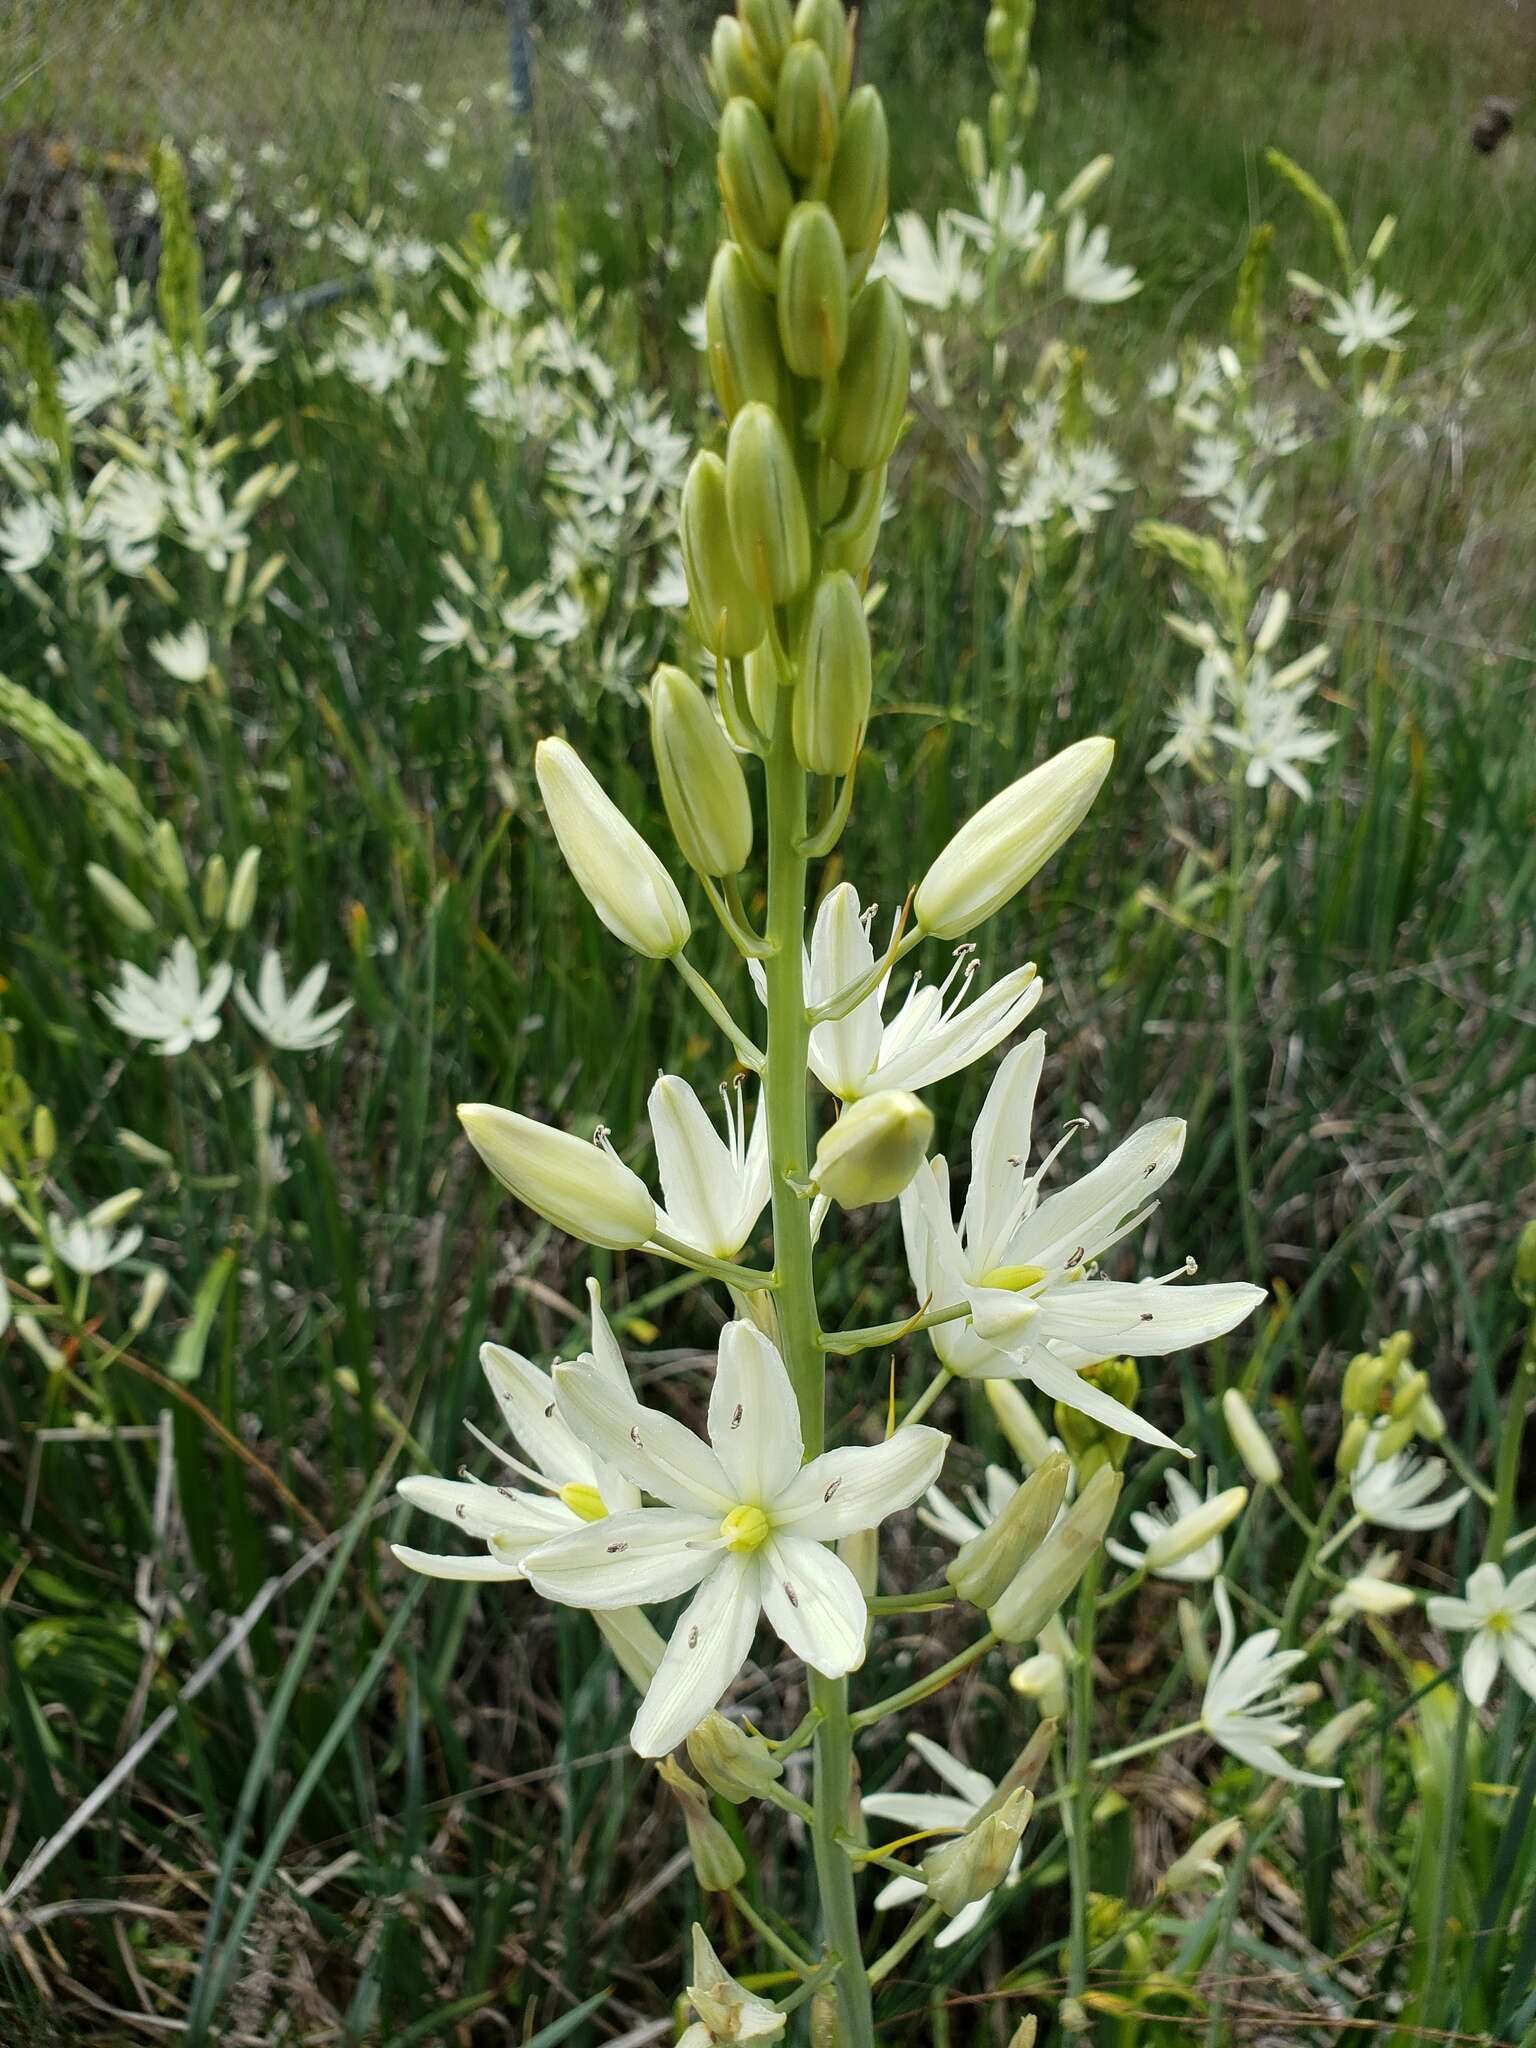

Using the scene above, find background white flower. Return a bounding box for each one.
[864,1733,1023,1946]
[236,951,353,1052]
[1201,1580,1340,1787]
[1351,1435,1468,1531]
[99,939,231,1055]
[1427,1562,1536,1707]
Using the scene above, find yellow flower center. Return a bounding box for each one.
[721,1504,771,1554]
[1488,1608,1511,1636]
[559,1482,608,1524]
[978,1263,1048,1293]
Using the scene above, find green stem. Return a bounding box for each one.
[1280,1477,1347,1646]
[851,1631,996,1732]
[1488,1297,1536,1563]
[763,687,874,2046]
[1066,1555,1101,2017]
[867,1900,945,1986]
[1224,777,1265,1284]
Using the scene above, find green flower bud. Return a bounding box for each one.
[458,1102,657,1251]
[948,1449,1070,1609]
[812,1089,933,1208]
[725,402,812,604]
[1415,1389,1447,1442]
[1145,1486,1247,1573]
[794,569,870,775]
[682,451,768,657]
[658,1758,747,1892]
[988,89,1011,158]
[776,201,849,379]
[705,243,783,419]
[536,735,691,959]
[1305,1699,1374,1770]
[821,461,886,576]
[1371,1412,1416,1461]
[1336,1413,1370,1476]
[1008,2022,1039,2048]
[984,6,1013,68]
[990,1464,1121,1643]
[957,117,988,186]
[775,39,838,180]
[915,735,1114,939]
[718,97,793,251]
[650,665,753,879]
[921,1786,1034,1915]
[740,0,793,74]
[1177,1595,1209,1683]
[1222,1387,1281,1487]
[31,1104,56,1163]
[827,278,909,473]
[1389,1367,1429,1421]
[829,87,889,268]
[130,1264,169,1335]
[200,852,228,925]
[819,455,851,520]
[708,16,773,110]
[1341,1349,1386,1416]
[86,863,156,934]
[151,817,189,895]
[225,845,261,932]
[793,0,851,95]
[744,642,779,733]
[687,1710,786,1803]
[1055,152,1115,219]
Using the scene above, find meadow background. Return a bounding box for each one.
[1,0,1534,2041]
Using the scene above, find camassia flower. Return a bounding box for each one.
[1427,1562,1536,1707]
[753,882,1041,1103]
[647,1073,770,1262]
[1350,1432,1468,1531]
[235,950,354,1053]
[864,1733,1022,1947]
[1106,1469,1236,1584]
[99,938,232,1056]
[900,1034,1264,1449]
[1200,1580,1341,1788]
[47,1199,144,1277]
[392,1281,643,1582]
[523,1320,948,1756]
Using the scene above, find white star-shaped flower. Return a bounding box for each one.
[1061,213,1140,305]
[236,950,353,1053]
[1319,279,1414,357]
[1350,1431,1468,1531]
[900,1034,1264,1450]
[753,882,1041,1104]
[1427,1561,1536,1708]
[1201,1580,1341,1787]
[647,1073,770,1263]
[99,938,232,1056]
[524,1321,948,1756]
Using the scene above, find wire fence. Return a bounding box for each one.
[0,0,539,302]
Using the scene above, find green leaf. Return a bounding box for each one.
[168,1248,238,1384]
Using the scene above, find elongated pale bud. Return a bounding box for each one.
[1008,2022,1039,2048]
[776,201,849,380]
[87,1187,142,1230]
[1371,1412,1416,1461]
[595,1608,667,1691]
[1162,1818,1242,1894]
[948,1450,1070,1608]
[915,736,1114,939]
[830,87,890,269]
[744,643,778,734]
[1177,1596,1209,1684]
[740,0,793,74]
[984,1379,1055,1471]
[709,16,773,109]
[87,863,156,933]
[718,98,792,251]
[794,0,851,95]
[687,1924,787,2040]
[725,402,811,604]
[682,452,768,658]
[705,244,782,419]
[458,1103,657,1250]
[1008,1651,1066,1720]
[659,1759,746,1891]
[1335,1415,1370,1476]
[1341,1349,1385,1416]
[1389,1367,1429,1421]
[794,569,871,775]
[821,461,886,576]
[813,1090,933,1208]
[1222,1387,1281,1486]
[687,1711,786,1804]
[151,817,188,895]
[990,1464,1121,1643]
[921,1786,1033,1915]
[650,666,753,879]
[1145,1486,1247,1572]
[957,117,988,186]
[775,39,838,179]
[32,1105,57,1164]
[225,845,261,931]
[200,851,228,925]
[828,278,909,473]
[130,1263,169,1334]
[1055,153,1114,217]
[535,735,690,959]
[1305,1698,1374,1769]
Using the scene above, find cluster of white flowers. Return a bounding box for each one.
[100,939,351,1058]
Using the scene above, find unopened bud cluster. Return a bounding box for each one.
[1336,1329,1444,1473]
